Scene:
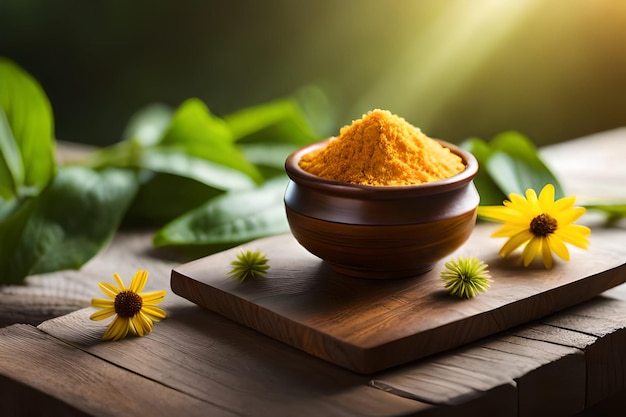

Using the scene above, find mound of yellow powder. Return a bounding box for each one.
[298,109,465,186]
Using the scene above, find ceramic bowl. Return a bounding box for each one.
[283,139,479,279]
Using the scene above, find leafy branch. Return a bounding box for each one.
[462,132,626,222]
[0,58,324,284]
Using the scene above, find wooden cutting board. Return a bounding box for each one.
[171,223,626,374]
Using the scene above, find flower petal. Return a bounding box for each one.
[525,188,538,204]
[130,270,148,293]
[130,315,144,337]
[500,230,534,257]
[491,223,530,238]
[90,308,116,321]
[128,317,138,336]
[91,298,114,309]
[141,290,167,304]
[141,311,155,331]
[554,225,591,249]
[547,234,571,261]
[114,273,127,291]
[134,312,154,336]
[538,184,555,212]
[552,195,576,213]
[554,206,586,226]
[103,316,130,341]
[141,305,167,321]
[522,237,542,266]
[477,206,515,222]
[541,240,554,269]
[98,282,119,299]
[505,194,536,217]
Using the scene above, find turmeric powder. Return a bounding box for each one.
[298,109,465,186]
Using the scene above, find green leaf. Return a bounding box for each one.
[153,176,290,251]
[140,147,257,191]
[461,138,506,206]
[224,98,319,145]
[123,173,224,227]
[0,197,37,283]
[160,98,263,183]
[80,139,142,169]
[487,131,564,199]
[462,132,564,206]
[0,58,56,198]
[0,197,21,223]
[87,146,257,226]
[0,109,24,200]
[239,142,302,180]
[222,98,321,181]
[584,203,626,225]
[0,166,138,284]
[81,104,173,169]
[121,103,173,146]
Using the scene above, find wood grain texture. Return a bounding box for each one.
[486,335,585,417]
[171,223,626,373]
[511,296,626,411]
[540,297,626,406]
[31,296,626,416]
[0,324,230,417]
[37,307,433,417]
[32,303,588,416]
[371,332,585,417]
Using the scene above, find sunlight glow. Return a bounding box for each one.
[353,0,540,130]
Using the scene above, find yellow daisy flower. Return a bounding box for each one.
[90,270,166,341]
[477,184,591,269]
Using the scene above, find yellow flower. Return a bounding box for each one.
[477,184,591,269]
[90,270,166,341]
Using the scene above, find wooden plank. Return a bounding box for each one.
[37,306,433,417]
[513,294,626,409]
[0,324,231,417]
[514,323,598,351]
[486,336,585,417]
[539,127,626,203]
[574,388,626,416]
[371,333,584,417]
[539,297,626,406]
[170,224,626,373]
[0,375,90,417]
[510,296,626,408]
[0,293,86,328]
[371,381,516,417]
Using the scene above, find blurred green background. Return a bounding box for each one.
[1,0,625,147]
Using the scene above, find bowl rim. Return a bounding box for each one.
[285,138,478,197]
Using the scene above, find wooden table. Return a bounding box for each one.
[1,129,625,416]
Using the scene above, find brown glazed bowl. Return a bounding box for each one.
[283,139,479,279]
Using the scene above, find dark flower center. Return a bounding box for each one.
[114,291,143,318]
[530,213,558,237]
